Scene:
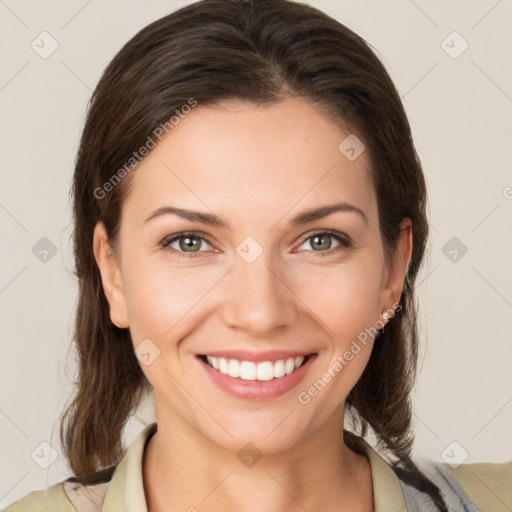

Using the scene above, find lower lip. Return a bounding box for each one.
[197,354,317,400]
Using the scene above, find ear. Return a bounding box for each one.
[93,221,129,328]
[377,217,413,321]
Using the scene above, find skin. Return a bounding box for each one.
[93,97,412,512]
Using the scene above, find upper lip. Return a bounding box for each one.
[198,350,317,363]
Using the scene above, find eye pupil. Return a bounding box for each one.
[180,236,201,251]
[311,234,332,251]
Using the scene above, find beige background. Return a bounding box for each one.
[1,0,511,507]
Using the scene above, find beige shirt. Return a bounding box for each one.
[3,422,511,511]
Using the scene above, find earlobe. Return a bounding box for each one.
[378,218,413,320]
[92,222,129,328]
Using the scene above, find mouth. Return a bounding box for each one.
[196,351,318,400]
[198,353,314,381]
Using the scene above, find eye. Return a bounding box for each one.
[161,231,213,258]
[296,230,352,257]
[161,230,352,259]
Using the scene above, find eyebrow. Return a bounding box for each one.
[144,201,368,228]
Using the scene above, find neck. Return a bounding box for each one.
[143,404,373,512]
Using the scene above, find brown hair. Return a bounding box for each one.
[60,0,445,508]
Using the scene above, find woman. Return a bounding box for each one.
[4,0,509,511]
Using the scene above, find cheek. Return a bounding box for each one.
[292,255,384,341]
[122,257,224,345]
[123,247,384,345]
[291,256,383,395]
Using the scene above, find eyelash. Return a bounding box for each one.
[161,230,352,259]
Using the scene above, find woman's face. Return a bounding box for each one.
[94,97,411,454]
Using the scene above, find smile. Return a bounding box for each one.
[196,351,318,400]
[203,355,308,381]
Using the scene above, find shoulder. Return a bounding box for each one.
[2,479,110,512]
[3,423,156,512]
[444,460,512,511]
[398,458,512,512]
[3,481,74,512]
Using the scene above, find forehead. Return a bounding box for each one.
[122,97,378,228]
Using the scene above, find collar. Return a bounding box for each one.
[102,422,156,512]
[101,422,407,511]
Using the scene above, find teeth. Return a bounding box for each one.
[228,359,240,378]
[240,361,256,380]
[219,358,228,375]
[274,359,285,378]
[205,355,305,381]
[256,361,273,381]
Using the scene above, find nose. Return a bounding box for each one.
[220,249,298,337]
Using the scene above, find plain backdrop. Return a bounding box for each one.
[1,0,511,507]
